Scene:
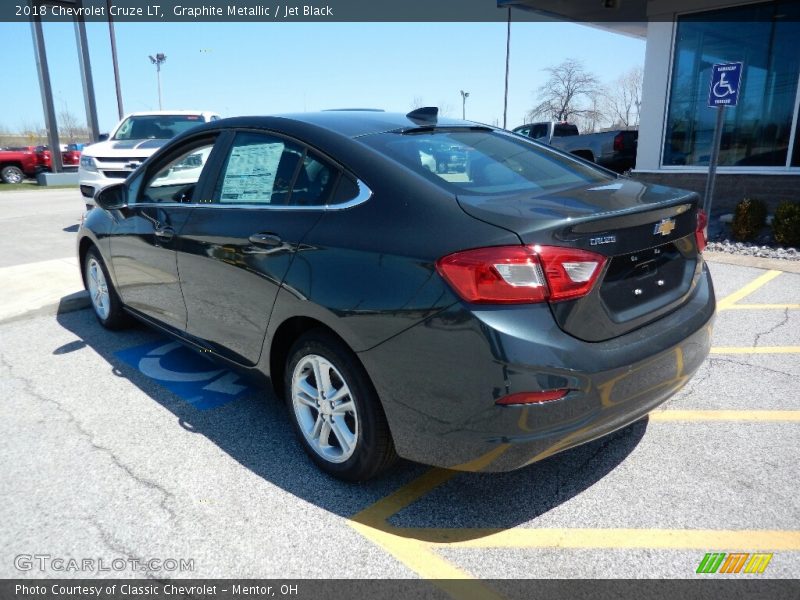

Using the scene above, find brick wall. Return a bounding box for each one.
[632,171,800,216]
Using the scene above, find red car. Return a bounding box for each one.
[0,147,40,183]
[34,145,81,170]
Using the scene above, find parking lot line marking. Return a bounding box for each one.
[710,346,800,354]
[411,528,800,550]
[649,410,800,422]
[725,304,800,310]
[348,445,512,589]
[717,270,783,310]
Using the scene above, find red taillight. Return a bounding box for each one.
[695,209,708,253]
[613,132,624,152]
[436,245,606,304]
[496,389,569,405]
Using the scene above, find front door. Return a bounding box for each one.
[109,137,218,331]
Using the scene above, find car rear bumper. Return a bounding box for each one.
[358,262,715,472]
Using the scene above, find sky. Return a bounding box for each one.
[0,20,645,135]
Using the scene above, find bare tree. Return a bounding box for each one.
[410,96,425,110]
[437,102,454,118]
[528,59,603,126]
[18,120,46,145]
[0,123,12,148]
[604,66,643,129]
[58,108,88,143]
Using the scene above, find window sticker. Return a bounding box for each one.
[220,142,283,203]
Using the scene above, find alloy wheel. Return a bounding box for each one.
[86,257,110,320]
[291,354,358,463]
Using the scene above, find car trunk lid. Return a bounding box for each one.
[456,178,705,341]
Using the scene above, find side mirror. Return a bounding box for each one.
[95,183,127,210]
[98,133,109,142]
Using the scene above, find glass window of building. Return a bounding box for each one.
[663,1,800,168]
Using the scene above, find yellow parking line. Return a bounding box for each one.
[650,410,800,422]
[348,446,512,587]
[417,528,800,550]
[711,346,800,354]
[717,270,783,310]
[724,304,800,310]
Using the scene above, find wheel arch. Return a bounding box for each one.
[77,236,96,288]
[268,316,367,401]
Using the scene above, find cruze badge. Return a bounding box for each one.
[125,161,142,170]
[654,218,676,236]
[590,235,616,246]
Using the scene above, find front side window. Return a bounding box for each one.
[664,1,800,167]
[138,142,215,204]
[113,115,206,141]
[362,129,609,196]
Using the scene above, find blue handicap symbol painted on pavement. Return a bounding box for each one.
[115,340,254,410]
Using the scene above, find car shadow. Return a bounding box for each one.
[55,307,646,539]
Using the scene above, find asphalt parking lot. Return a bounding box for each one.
[1,190,798,591]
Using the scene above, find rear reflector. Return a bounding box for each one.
[695,209,708,253]
[496,389,569,405]
[436,245,606,304]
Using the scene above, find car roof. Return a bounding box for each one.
[210,110,490,139]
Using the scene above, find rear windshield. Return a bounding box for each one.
[113,115,205,141]
[361,129,610,196]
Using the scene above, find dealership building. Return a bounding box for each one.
[504,0,800,210]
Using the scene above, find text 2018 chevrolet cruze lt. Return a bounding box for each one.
[77,108,715,481]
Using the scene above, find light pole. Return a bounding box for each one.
[460,90,470,120]
[149,53,167,110]
[109,0,124,119]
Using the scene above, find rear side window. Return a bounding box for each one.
[553,123,579,137]
[330,174,360,206]
[530,124,549,139]
[362,130,609,196]
[216,132,302,205]
[215,132,341,207]
[290,151,337,206]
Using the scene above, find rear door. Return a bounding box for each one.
[176,130,340,365]
[109,134,220,331]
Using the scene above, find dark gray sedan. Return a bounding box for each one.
[77,108,715,481]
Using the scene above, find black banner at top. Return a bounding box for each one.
[3,0,799,23]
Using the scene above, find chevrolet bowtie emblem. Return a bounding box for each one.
[654,218,676,236]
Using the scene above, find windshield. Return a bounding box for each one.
[113,115,205,141]
[362,129,611,196]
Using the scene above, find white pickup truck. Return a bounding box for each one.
[79,110,220,208]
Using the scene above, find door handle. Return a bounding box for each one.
[248,233,282,247]
[154,226,175,242]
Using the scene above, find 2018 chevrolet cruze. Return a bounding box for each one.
[77,108,715,481]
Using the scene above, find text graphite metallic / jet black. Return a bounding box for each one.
[77,108,715,481]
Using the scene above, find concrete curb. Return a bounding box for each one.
[703,251,800,274]
[1,290,90,325]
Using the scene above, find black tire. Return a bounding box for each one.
[83,246,131,330]
[1,165,24,184]
[284,330,397,481]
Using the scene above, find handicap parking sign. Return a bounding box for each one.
[115,340,255,410]
[708,62,743,107]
